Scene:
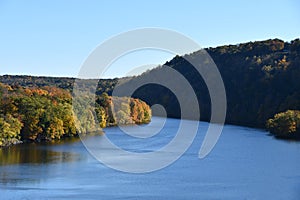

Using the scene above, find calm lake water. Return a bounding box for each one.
[1,117,300,199]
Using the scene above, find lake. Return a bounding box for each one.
[1,117,299,199]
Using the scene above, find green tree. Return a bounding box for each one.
[266,110,300,139]
[0,114,23,146]
[95,105,107,128]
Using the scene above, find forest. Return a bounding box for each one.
[0,83,151,147]
[1,38,299,140]
[117,38,300,139]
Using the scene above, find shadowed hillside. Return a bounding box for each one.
[117,38,300,138]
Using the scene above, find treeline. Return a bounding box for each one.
[117,38,300,139]
[0,75,121,95]
[0,83,151,147]
[1,38,299,139]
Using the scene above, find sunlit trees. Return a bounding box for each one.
[95,95,152,126]
[129,99,151,124]
[95,106,107,128]
[0,114,23,146]
[0,81,152,146]
[266,110,300,139]
[17,96,45,140]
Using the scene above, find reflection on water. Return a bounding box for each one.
[0,137,82,165]
[0,137,84,185]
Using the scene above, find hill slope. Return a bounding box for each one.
[118,38,300,137]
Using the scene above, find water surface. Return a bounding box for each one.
[1,117,299,199]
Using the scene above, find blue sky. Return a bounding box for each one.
[0,0,299,78]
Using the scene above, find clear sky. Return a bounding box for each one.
[0,0,299,78]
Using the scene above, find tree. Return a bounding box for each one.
[266,110,300,139]
[0,114,23,146]
[95,105,107,128]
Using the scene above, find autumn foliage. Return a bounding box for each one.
[0,83,151,147]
